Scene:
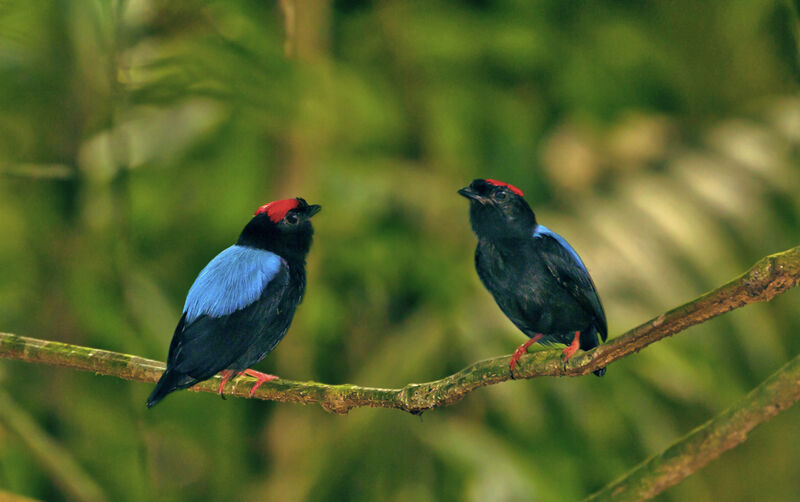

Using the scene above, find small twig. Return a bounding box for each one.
[0,163,75,179]
[1,245,799,415]
[278,0,296,57]
[585,351,800,501]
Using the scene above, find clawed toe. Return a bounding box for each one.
[244,369,278,398]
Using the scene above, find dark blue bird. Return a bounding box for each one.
[458,179,607,377]
[146,198,321,408]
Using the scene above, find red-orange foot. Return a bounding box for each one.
[562,331,581,363]
[218,370,236,399]
[509,334,544,377]
[244,369,278,398]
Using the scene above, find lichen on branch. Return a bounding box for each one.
[1,245,799,415]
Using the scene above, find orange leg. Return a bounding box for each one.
[562,331,581,361]
[218,370,236,398]
[509,334,544,376]
[244,369,279,398]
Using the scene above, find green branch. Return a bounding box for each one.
[585,351,800,501]
[1,245,799,415]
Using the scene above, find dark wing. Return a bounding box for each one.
[167,261,291,381]
[533,226,607,341]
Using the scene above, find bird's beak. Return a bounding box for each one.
[305,204,322,217]
[458,186,484,202]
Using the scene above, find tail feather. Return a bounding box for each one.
[579,326,607,378]
[146,370,196,408]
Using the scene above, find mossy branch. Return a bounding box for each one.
[585,350,800,501]
[1,245,799,416]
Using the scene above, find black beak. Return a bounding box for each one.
[458,186,484,202]
[305,204,322,217]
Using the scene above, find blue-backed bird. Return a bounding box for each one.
[146,198,321,408]
[458,179,607,377]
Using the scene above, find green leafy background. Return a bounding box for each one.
[1,1,799,500]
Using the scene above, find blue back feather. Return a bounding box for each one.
[533,225,588,273]
[183,245,283,323]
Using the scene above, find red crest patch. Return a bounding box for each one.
[485,179,524,197]
[255,198,300,223]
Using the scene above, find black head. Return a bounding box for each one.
[238,198,321,261]
[458,179,536,239]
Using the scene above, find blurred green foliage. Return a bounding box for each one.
[1,1,800,501]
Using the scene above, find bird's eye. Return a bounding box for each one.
[494,190,508,202]
[286,213,299,224]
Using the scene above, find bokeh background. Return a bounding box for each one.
[1,1,800,501]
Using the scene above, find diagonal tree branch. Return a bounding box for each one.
[585,350,800,501]
[1,245,799,415]
[0,390,107,502]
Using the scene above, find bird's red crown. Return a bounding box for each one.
[255,198,300,223]
[485,179,524,197]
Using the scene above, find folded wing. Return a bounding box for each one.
[167,245,290,381]
[533,226,607,341]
